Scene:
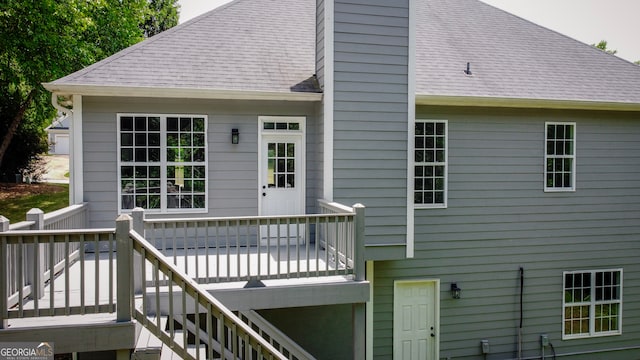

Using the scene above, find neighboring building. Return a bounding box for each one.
[7,0,639,359]
[46,114,70,155]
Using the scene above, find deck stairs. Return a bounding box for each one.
[133,303,315,360]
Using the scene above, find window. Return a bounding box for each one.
[545,122,575,191]
[563,269,622,339]
[118,114,207,213]
[414,120,447,207]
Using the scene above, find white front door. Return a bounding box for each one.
[258,117,306,242]
[394,280,439,360]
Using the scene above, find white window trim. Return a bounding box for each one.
[414,119,448,209]
[562,268,623,340]
[117,113,208,214]
[544,121,576,192]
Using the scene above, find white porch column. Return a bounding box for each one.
[70,94,84,204]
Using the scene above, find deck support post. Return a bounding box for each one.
[0,216,8,328]
[116,214,133,322]
[353,204,365,281]
[131,207,145,235]
[131,208,144,294]
[352,204,366,359]
[26,208,45,300]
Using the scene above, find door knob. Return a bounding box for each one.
[262,192,266,196]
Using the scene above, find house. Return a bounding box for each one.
[1,0,639,359]
[45,114,71,155]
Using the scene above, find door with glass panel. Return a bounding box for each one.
[258,117,305,244]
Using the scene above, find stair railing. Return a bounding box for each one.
[117,215,292,360]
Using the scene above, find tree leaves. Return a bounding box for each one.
[0,0,179,177]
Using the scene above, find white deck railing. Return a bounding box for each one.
[0,229,116,327]
[135,202,364,284]
[0,204,89,312]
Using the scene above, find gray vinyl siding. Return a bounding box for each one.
[332,0,409,256]
[372,106,640,359]
[258,305,353,360]
[315,0,325,89]
[82,97,320,228]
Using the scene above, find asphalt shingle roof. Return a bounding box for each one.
[418,0,640,104]
[50,0,640,105]
[52,0,317,93]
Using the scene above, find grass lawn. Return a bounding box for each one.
[0,183,69,223]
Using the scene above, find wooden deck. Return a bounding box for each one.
[10,244,349,315]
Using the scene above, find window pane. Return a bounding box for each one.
[135,117,147,131]
[425,137,434,149]
[425,123,434,135]
[180,118,191,131]
[193,118,205,132]
[565,140,573,155]
[148,133,160,146]
[167,117,178,131]
[425,151,434,162]
[547,125,555,139]
[193,148,205,162]
[121,149,133,162]
[194,133,205,147]
[148,117,160,131]
[180,133,191,147]
[135,133,147,146]
[135,148,147,162]
[121,133,133,146]
[415,178,423,191]
[167,133,178,146]
[121,117,133,131]
[148,148,160,162]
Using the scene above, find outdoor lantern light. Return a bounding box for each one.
[451,283,462,299]
[231,128,239,144]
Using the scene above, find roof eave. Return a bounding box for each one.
[416,94,640,112]
[42,84,323,102]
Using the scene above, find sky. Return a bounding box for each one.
[178,0,640,63]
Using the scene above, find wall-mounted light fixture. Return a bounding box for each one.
[451,283,462,299]
[231,128,239,144]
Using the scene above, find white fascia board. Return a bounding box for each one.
[416,94,640,112]
[42,84,322,102]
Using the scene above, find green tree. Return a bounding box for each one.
[143,0,180,38]
[592,40,617,55]
[0,0,179,180]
